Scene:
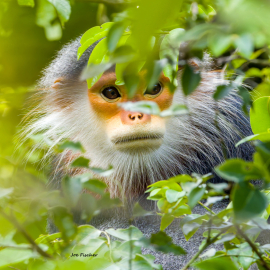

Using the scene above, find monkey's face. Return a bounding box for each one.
[87,70,173,152]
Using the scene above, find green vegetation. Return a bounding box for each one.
[2,0,270,269]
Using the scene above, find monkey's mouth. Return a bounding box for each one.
[112,134,164,145]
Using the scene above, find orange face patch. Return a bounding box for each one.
[87,71,174,122]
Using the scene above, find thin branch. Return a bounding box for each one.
[236,225,270,270]
[0,209,52,259]
[198,201,215,215]
[181,227,230,270]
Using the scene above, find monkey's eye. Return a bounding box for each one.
[101,86,121,101]
[144,82,163,97]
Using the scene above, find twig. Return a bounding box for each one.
[102,231,114,262]
[198,201,215,215]
[181,227,230,270]
[236,225,270,270]
[0,209,52,258]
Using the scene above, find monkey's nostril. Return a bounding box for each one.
[138,113,143,120]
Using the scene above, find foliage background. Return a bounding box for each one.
[2,0,270,270]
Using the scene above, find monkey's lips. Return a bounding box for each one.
[112,133,164,149]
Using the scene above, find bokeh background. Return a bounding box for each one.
[0,0,101,185]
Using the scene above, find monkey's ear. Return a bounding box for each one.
[51,77,64,89]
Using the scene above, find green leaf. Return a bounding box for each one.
[0,248,35,268]
[47,0,71,26]
[90,165,114,177]
[83,179,107,195]
[180,214,208,240]
[111,45,136,63]
[237,86,252,114]
[146,59,168,89]
[213,84,234,100]
[107,21,126,52]
[147,180,182,191]
[81,63,113,81]
[139,231,186,255]
[181,64,201,96]
[208,33,233,56]
[106,226,143,241]
[160,28,185,60]
[81,22,113,45]
[123,61,145,98]
[214,233,235,244]
[160,214,175,231]
[215,159,263,183]
[250,97,270,134]
[76,225,101,244]
[58,141,85,153]
[28,260,56,270]
[160,104,188,117]
[188,187,205,209]
[51,207,77,242]
[132,202,152,218]
[232,182,268,221]
[193,256,238,270]
[165,189,185,203]
[71,157,90,168]
[0,187,13,199]
[167,174,195,183]
[234,34,254,59]
[86,38,109,88]
[17,0,35,7]
[236,132,270,147]
[78,22,114,60]
[200,248,216,258]
[119,101,161,115]
[36,0,62,41]
[133,254,162,270]
[62,176,82,206]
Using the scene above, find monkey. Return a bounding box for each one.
[23,37,258,269]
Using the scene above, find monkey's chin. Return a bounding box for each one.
[112,135,164,152]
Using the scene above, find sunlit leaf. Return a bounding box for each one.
[86,38,109,88]
[165,189,185,203]
[47,0,71,26]
[119,101,161,115]
[106,226,143,241]
[0,248,35,268]
[250,97,270,134]
[107,21,127,52]
[0,187,13,199]
[78,22,113,60]
[193,256,238,270]
[236,132,270,147]
[160,214,175,231]
[17,0,34,7]
[160,104,188,117]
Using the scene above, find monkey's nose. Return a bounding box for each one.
[120,111,151,125]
